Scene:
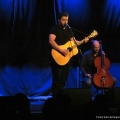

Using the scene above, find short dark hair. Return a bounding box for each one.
[58,12,69,20]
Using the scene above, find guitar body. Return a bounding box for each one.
[51,41,78,66]
[51,30,98,66]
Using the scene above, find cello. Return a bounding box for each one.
[93,42,114,93]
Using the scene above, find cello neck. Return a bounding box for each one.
[100,45,104,68]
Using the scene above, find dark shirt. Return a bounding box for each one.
[49,24,74,46]
[49,24,75,66]
[80,49,100,76]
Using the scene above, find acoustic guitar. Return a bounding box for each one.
[51,30,98,66]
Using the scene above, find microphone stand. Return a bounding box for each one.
[73,37,83,88]
[71,27,89,36]
[67,24,88,88]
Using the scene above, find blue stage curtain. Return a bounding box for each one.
[0,65,79,96]
[0,0,120,96]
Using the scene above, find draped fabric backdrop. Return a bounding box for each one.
[0,0,55,67]
[0,0,120,96]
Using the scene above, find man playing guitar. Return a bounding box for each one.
[49,12,92,96]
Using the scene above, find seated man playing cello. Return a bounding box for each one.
[80,40,117,105]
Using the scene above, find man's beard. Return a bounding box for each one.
[94,50,99,54]
[95,51,99,53]
[59,23,66,28]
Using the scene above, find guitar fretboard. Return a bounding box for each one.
[71,39,85,49]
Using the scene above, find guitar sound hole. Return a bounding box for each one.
[67,47,72,52]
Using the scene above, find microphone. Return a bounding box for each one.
[66,24,71,29]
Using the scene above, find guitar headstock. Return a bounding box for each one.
[88,30,98,38]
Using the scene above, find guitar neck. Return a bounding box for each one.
[74,34,93,47]
[71,30,98,49]
[77,39,85,46]
[72,39,85,49]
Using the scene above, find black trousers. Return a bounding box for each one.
[50,61,70,96]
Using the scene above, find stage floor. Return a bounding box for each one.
[29,87,120,114]
[28,96,52,113]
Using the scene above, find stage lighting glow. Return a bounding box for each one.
[103,0,120,30]
[55,0,90,27]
